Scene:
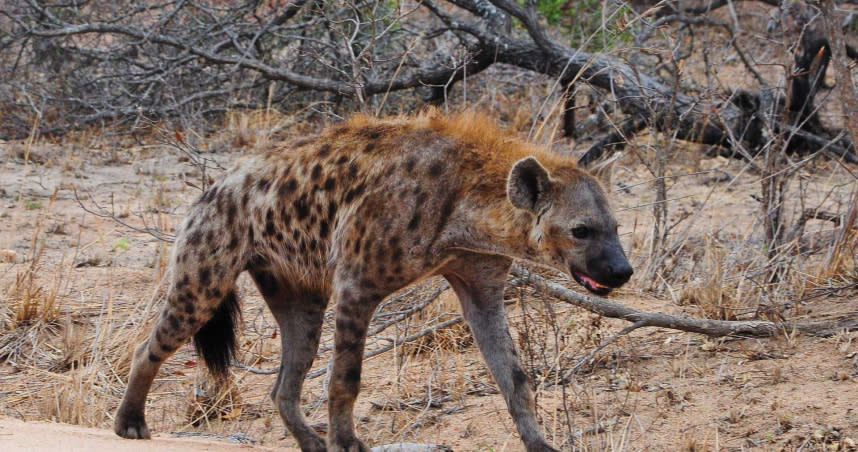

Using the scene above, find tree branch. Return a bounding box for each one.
[510,265,858,338]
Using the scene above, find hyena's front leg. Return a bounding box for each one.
[327,277,386,452]
[444,255,558,452]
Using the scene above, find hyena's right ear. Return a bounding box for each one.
[507,156,553,212]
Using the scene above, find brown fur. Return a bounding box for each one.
[114,110,632,452]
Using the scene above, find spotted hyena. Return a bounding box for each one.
[114,111,633,452]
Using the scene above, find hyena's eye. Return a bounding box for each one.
[571,226,591,239]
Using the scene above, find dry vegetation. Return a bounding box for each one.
[2,0,858,451]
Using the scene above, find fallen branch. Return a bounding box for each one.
[509,265,858,338]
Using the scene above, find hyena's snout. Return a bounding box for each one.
[590,243,633,288]
[573,242,633,296]
[603,255,633,287]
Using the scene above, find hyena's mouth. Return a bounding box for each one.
[571,271,613,296]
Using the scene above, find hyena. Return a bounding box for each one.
[114,111,633,452]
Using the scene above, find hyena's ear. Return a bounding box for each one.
[507,156,553,212]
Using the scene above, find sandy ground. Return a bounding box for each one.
[0,417,278,452]
[1,125,857,451]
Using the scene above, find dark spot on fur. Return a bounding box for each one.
[248,226,255,243]
[226,202,237,226]
[335,338,361,354]
[184,303,195,315]
[336,155,349,165]
[227,236,238,250]
[205,230,215,245]
[358,126,383,140]
[362,279,377,290]
[407,212,421,230]
[348,162,359,178]
[428,161,444,177]
[391,248,402,261]
[344,366,361,384]
[309,239,317,252]
[187,229,202,246]
[319,144,332,157]
[276,232,284,242]
[324,177,336,191]
[241,191,250,208]
[353,238,361,254]
[319,220,329,239]
[364,142,375,153]
[384,165,396,177]
[327,201,337,219]
[148,352,162,362]
[199,267,211,287]
[311,163,322,181]
[257,179,271,193]
[405,157,416,172]
[335,317,357,333]
[167,313,179,329]
[293,195,310,220]
[344,183,366,203]
[279,179,298,197]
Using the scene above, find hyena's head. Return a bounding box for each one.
[507,156,633,295]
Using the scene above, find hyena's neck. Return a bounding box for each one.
[454,195,543,262]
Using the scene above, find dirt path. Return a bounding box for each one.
[0,417,280,452]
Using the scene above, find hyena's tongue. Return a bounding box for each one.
[576,272,609,290]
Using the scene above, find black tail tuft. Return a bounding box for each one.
[193,290,241,379]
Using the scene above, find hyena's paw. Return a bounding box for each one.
[300,435,326,452]
[114,411,150,439]
[526,442,558,452]
[327,437,370,452]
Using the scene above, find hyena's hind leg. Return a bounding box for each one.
[115,236,244,438]
[249,269,328,452]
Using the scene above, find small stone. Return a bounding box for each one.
[0,249,17,263]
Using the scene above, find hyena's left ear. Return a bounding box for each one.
[507,156,553,212]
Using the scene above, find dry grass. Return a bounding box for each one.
[2,66,858,450]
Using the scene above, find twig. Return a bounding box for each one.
[306,317,463,380]
[563,320,647,380]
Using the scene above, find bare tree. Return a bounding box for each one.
[2,0,857,166]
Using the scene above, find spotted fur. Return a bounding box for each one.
[114,110,632,452]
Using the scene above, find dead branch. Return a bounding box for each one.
[509,265,858,338]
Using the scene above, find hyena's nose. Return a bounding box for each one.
[607,262,634,286]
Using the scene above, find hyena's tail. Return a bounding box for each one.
[193,290,241,379]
